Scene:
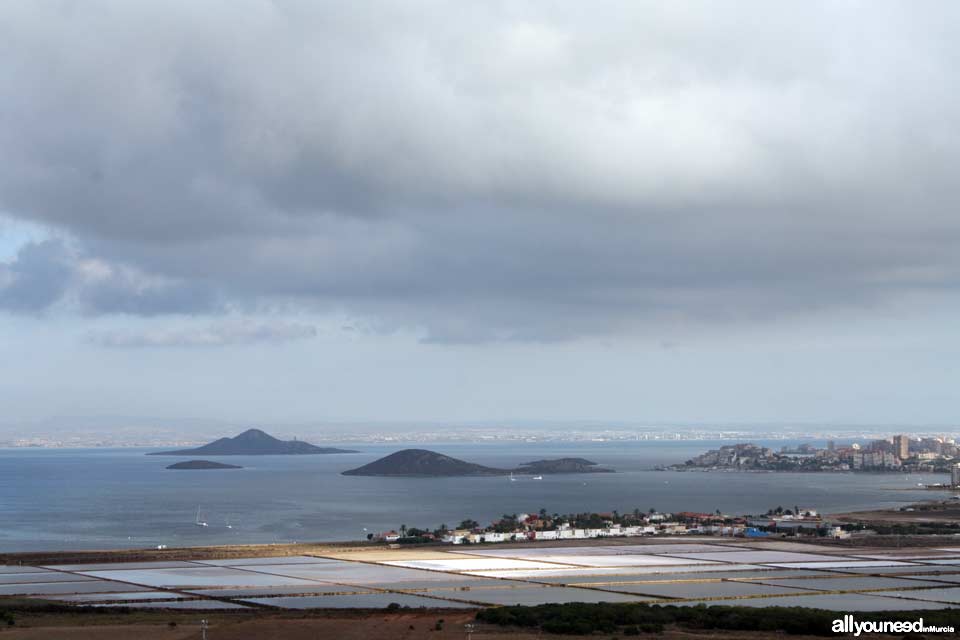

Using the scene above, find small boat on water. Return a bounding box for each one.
[509,472,516,482]
[195,506,208,527]
[532,475,543,480]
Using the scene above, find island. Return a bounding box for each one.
[342,449,613,477]
[517,458,613,474]
[148,428,358,456]
[166,460,242,470]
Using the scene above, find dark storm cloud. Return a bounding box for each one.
[2,1,960,340]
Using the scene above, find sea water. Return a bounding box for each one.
[0,440,947,551]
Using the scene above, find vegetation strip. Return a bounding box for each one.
[475,601,960,636]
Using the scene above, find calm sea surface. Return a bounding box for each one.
[0,441,949,552]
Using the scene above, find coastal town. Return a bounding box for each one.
[665,435,960,475]
[367,505,855,546]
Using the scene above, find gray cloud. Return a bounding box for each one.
[86,322,317,348]
[0,240,72,312]
[2,2,960,340]
[77,264,220,316]
[0,239,220,316]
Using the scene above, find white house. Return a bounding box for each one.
[479,532,508,543]
[441,529,471,544]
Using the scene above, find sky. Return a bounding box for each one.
[1,1,959,428]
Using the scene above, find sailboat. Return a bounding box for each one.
[509,472,516,482]
[195,506,208,527]
[225,516,233,530]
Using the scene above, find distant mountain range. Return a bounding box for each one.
[342,449,613,477]
[148,428,358,456]
[166,460,242,470]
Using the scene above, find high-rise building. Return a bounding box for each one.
[952,463,960,488]
[827,440,835,452]
[893,434,910,460]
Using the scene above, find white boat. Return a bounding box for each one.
[509,472,516,482]
[225,517,233,530]
[532,475,543,480]
[195,506,208,527]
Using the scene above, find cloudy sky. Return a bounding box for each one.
[1,1,959,427]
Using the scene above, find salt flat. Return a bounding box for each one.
[892,587,960,604]
[670,593,958,611]
[382,557,578,572]
[467,563,764,579]
[664,550,843,564]
[192,555,339,567]
[595,580,811,599]
[0,580,151,596]
[517,554,717,568]
[48,591,187,602]
[93,600,251,610]
[0,572,96,584]
[6,542,960,611]
[43,561,202,571]
[78,566,323,588]
[425,585,653,606]
[745,576,952,591]
[767,560,920,569]
[241,593,476,609]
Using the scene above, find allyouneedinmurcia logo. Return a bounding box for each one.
[832,615,954,636]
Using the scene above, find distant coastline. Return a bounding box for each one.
[664,440,959,475]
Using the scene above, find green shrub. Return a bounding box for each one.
[476,602,958,637]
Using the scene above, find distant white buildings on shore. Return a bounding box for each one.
[441,523,667,544]
[431,508,838,545]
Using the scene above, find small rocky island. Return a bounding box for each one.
[166,460,242,470]
[149,428,358,456]
[517,458,613,474]
[342,449,613,477]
